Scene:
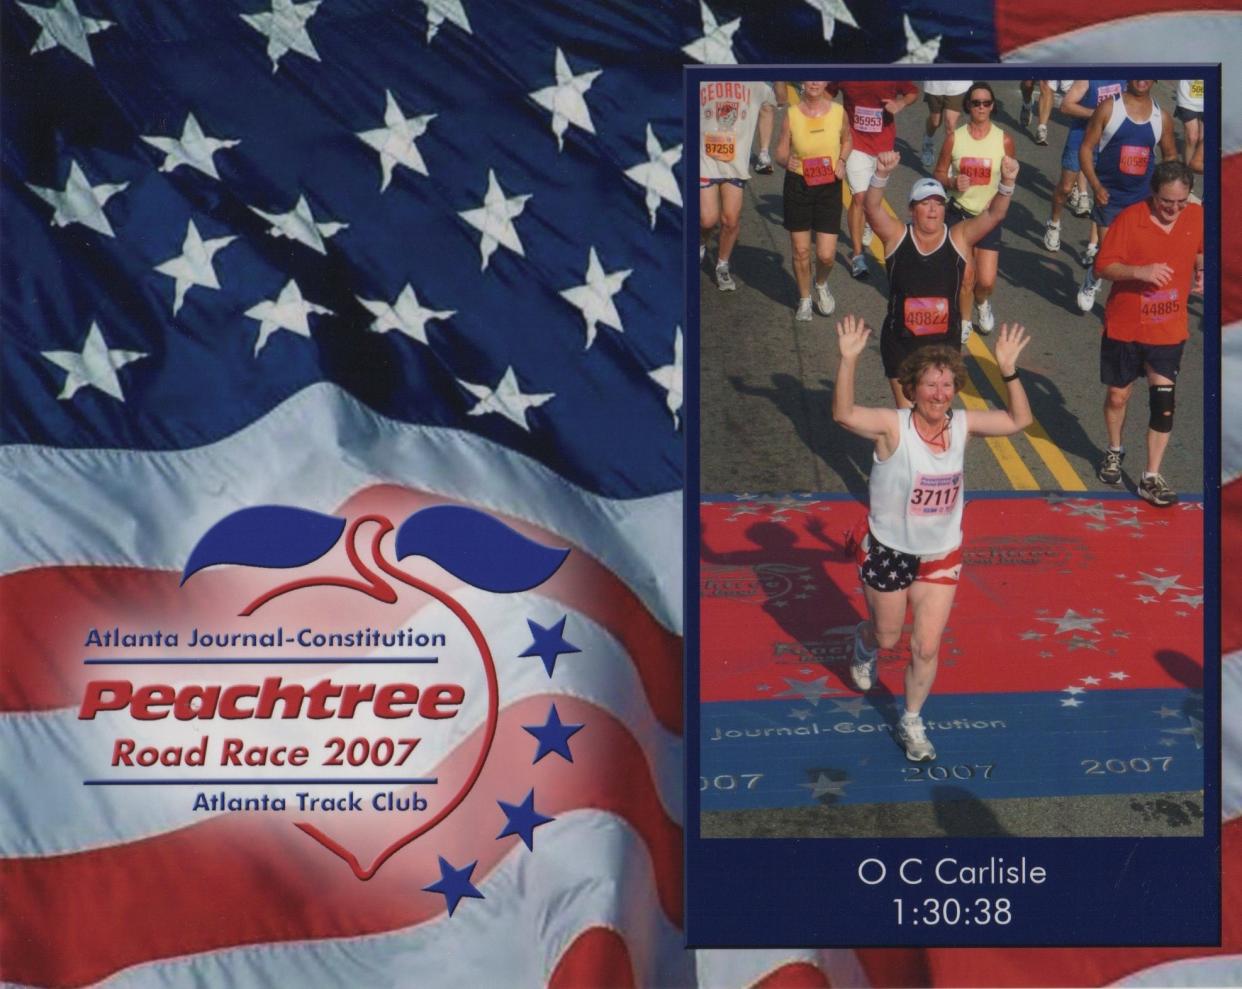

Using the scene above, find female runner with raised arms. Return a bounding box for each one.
[831,315,1032,761]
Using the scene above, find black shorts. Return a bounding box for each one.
[880,322,960,379]
[1099,336,1186,387]
[783,170,843,234]
[947,199,1002,251]
[1175,106,1203,124]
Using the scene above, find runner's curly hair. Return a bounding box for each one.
[897,345,967,401]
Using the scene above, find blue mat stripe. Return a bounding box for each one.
[700,688,1204,809]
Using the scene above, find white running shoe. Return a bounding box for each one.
[795,296,814,321]
[921,136,935,169]
[850,254,868,279]
[862,223,874,248]
[755,149,774,175]
[850,622,877,692]
[1067,187,1081,212]
[715,261,736,291]
[1077,271,1099,312]
[813,280,835,316]
[1084,242,1099,265]
[960,319,973,344]
[1043,220,1061,252]
[898,714,936,762]
[975,299,995,334]
[1035,123,1048,146]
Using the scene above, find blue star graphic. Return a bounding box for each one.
[523,703,584,763]
[422,856,484,916]
[497,788,555,850]
[519,615,581,676]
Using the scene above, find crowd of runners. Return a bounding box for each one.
[699,78,1206,763]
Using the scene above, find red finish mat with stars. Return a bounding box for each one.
[700,493,1205,702]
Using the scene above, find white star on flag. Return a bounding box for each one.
[1038,608,1105,635]
[1174,592,1204,609]
[1108,671,1131,681]
[457,366,554,432]
[356,90,436,192]
[530,48,601,152]
[41,321,146,401]
[804,0,858,42]
[141,113,239,180]
[1082,676,1102,686]
[26,160,127,238]
[895,13,941,63]
[421,0,471,42]
[244,279,333,356]
[18,0,112,66]
[154,220,237,315]
[648,327,683,429]
[1060,697,1083,708]
[1063,685,1086,695]
[559,246,631,349]
[458,169,530,271]
[682,1,740,64]
[357,284,454,345]
[624,124,682,230]
[1131,572,1192,596]
[830,697,865,718]
[249,195,346,255]
[241,0,321,72]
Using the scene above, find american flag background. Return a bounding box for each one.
[1,0,1240,986]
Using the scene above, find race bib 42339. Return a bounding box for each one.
[801,155,835,185]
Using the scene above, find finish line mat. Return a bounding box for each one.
[699,494,1205,817]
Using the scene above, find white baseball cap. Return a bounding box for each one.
[909,178,948,203]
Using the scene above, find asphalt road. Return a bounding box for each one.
[699,80,1206,501]
[696,80,1206,839]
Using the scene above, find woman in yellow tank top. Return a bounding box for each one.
[774,81,851,321]
[933,81,1016,340]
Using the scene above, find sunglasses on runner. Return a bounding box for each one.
[968,99,994,108]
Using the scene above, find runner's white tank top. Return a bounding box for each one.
[868,409,967,555]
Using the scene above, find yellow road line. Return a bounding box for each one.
[840,186,894,265]
[965,333,1087,491]
[956,377,1040,489]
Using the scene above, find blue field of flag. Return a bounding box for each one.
[700,688,1204,810]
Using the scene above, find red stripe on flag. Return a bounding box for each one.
[0,696,680,988]
[1222,156,1242,327]
[548,927,636,989]
[1226,475,1242,657]
[751,961,833,988]
[992,0,1230,55]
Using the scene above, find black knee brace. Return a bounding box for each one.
[1149,384,1175,433]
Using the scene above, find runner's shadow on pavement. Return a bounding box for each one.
[997,247,1084,314]
[700,518,868,692]
[728,373,874,497]
[932,785,1013,836]
[722,243,798,307]
[755,191,785,226]
[1009,365,1100,462]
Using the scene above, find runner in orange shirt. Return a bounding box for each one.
[1092,160,1203,506]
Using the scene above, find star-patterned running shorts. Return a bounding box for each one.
[855,526,962,591]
